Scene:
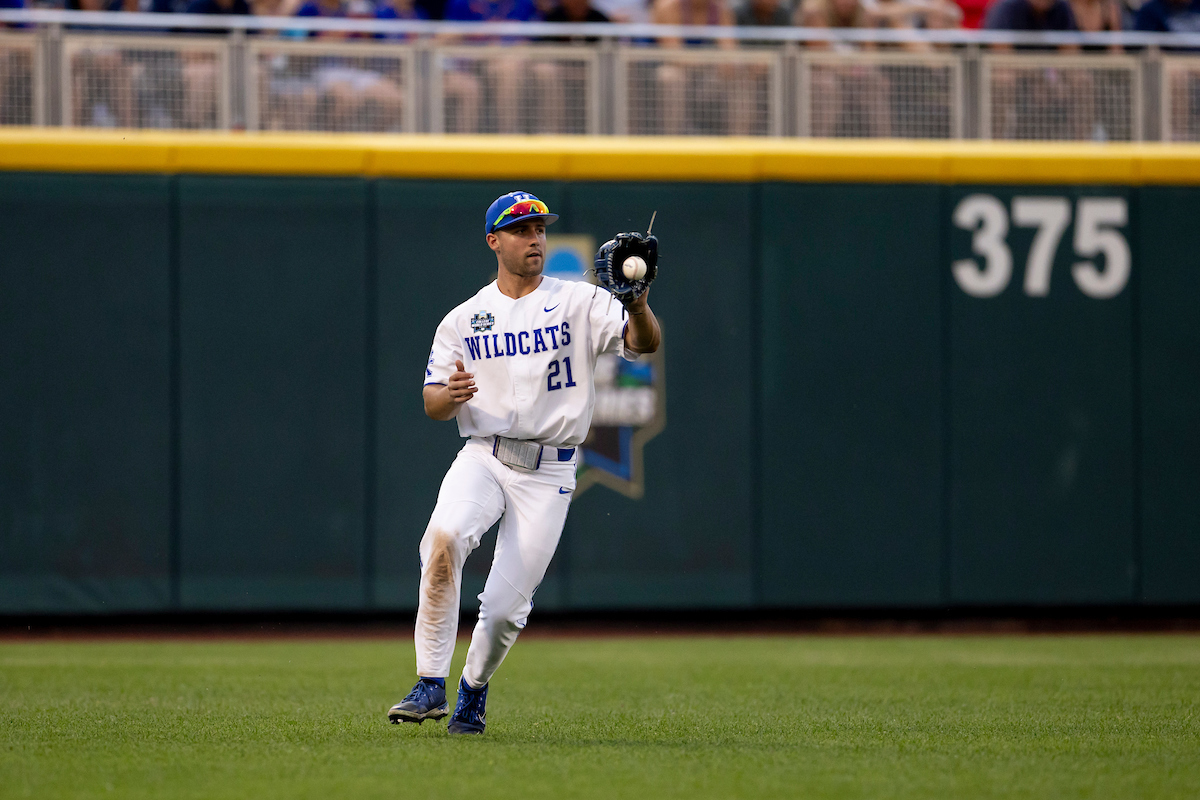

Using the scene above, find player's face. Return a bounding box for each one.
[489,220,547,278]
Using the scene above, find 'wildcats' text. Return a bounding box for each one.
[464,322,572,361]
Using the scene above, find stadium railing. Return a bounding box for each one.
[799,50,963,139]
[617,46,782,137]
[3,9,1200,141]
[248,38,413,133]
[62,33,230,130]
[979,53,1141,142]
[1161,55,1200,142]
[0,30,41,126]
[432,44,599,135]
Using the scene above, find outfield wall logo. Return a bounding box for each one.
[545,235,665,500]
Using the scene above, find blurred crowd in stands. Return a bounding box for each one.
[2,0,1200,36]
[2,0,1198,137]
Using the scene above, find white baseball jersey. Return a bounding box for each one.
[424,276,635,449]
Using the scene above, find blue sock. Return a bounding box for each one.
[419,676,446,689]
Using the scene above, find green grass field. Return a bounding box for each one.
[1,634,1198,799]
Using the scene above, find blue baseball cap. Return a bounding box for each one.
[484,191,559,235]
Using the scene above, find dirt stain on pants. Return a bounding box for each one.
[424,531,457,608]
[415,529,460,671]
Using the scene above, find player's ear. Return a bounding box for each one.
[486,232,500,252]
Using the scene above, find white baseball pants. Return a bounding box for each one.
[414,436,575,688]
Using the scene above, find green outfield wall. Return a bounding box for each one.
[1,133,1197,613]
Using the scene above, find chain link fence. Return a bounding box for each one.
[617,47,781,136]
[62,34,229,129]
[800,51,961,139]
[248,40,414,133]
[0,32,38,126]
[1161,56,1200,143]
[432,45,598,135]
[980,54,1140,142]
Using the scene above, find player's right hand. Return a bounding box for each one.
[448,359,478,404]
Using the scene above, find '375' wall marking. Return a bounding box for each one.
[952,195,1130,299]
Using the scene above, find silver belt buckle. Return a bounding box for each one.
[492,437,542,470]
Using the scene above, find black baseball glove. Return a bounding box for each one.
[594,232,658,303]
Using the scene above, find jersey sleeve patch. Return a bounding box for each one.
[424,314,463,387]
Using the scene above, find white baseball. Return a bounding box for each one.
[622,255,647,281]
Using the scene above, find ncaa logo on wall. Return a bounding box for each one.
[544,235,666,500]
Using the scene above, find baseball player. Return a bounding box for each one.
[388,191,661,734]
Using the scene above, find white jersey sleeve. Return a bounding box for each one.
[424,313,463,387]
[587,286,637,361]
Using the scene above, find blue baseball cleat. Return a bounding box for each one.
[447,677,488,735]
[388,678,449,725]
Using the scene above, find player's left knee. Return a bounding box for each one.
[504,599,534,630]
[480,592,533,630]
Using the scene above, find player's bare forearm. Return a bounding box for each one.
[623,291,661,355]
[423,359,477,421]
[422,386,460,421]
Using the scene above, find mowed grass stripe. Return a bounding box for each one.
[1,636,1197,799]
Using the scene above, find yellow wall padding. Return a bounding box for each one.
[4,128,1200,184]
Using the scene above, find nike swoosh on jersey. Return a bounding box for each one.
[544,303,560,313]
[559,487,571,494]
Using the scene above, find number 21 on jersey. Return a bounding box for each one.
[547,358,577,391]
